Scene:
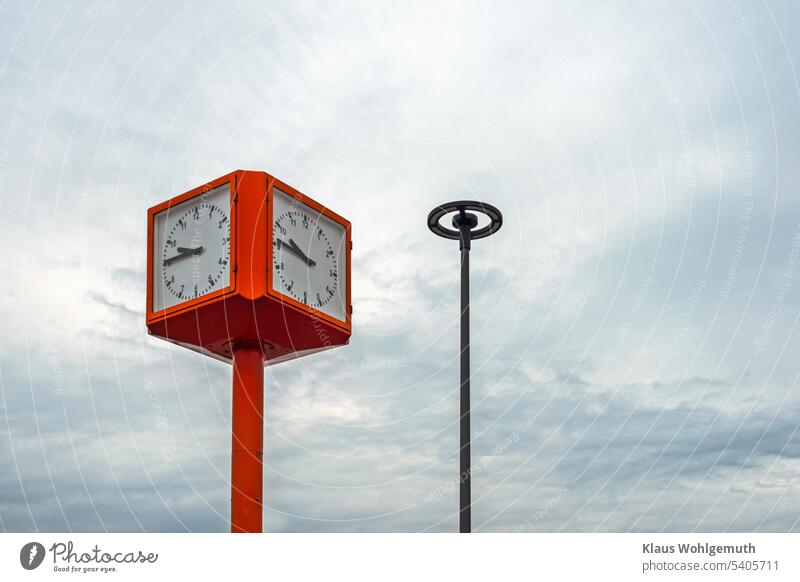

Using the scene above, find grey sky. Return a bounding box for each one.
[1,0,799,532]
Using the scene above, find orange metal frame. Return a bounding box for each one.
[146,171,239,323]
[146,169,352,533]
[266,175,352,334]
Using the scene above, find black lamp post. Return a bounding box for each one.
[427,201,503,533]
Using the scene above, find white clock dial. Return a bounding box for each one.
[271,188,347,322]
[152,183,231,311]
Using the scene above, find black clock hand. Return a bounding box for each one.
[288,239,316,268]
[276,238,316,267]
[164,246,204,266]
[177,246,204,254]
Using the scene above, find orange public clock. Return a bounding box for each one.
[146,170,352,364]
[269,186,348,324]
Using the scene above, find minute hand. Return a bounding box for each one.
[164,246,204,266]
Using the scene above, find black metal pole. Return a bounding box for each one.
[455,212,476,533]
[459,233,471,533]
[427,201,501,534]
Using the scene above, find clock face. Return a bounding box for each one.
[271,188,347,322]
[152,183,231,311]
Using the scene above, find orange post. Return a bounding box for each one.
[230,345,265,533]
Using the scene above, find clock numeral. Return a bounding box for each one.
[167,238,176,247]
[279,225,286,235]
[326,285,334,297]
[194,284,198,297]
[326,249,334,258]
[289,215,296,227]
[303,291,307,304]
[218,216,228,229]
[317,228,323,240]
[178,218,186,230]
[329,269,337,278]
[208,275,215,287]
[193,207,200,221]
[287,280,294,292]
[302,215,309,229]
[316,292,322,305]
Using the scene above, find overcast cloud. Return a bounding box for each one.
[1,0,800,532]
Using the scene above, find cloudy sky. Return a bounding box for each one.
[1,0,800,532]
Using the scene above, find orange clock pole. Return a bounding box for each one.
[230,344,265,533]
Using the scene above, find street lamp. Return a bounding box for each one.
[427,200,503,533]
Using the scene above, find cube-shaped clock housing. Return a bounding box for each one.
[146,170,352,365]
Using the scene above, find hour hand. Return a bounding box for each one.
[288,239,316,267]
[276,238,316,267]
